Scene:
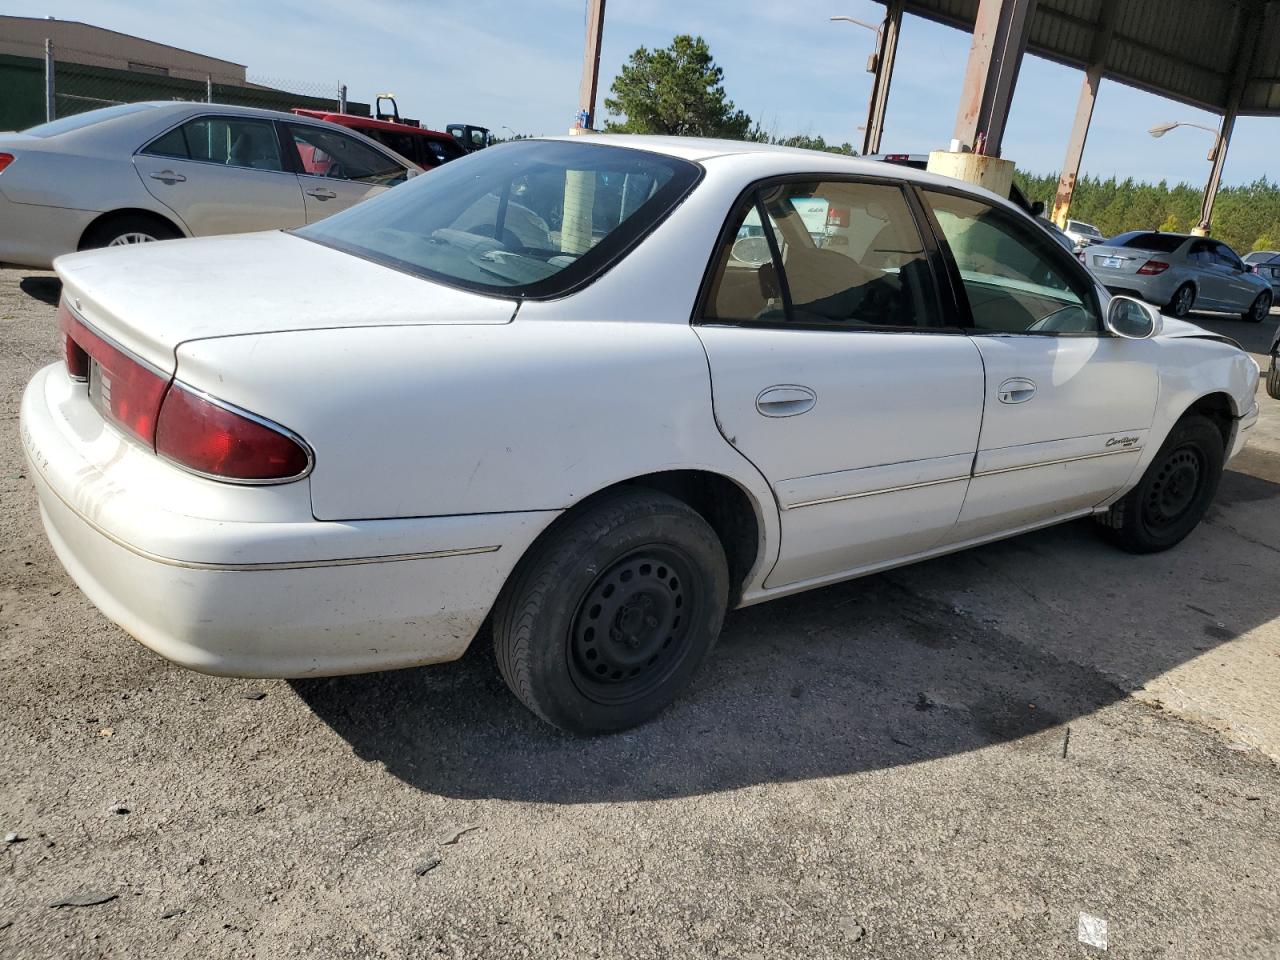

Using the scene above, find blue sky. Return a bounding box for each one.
[18,0,1276,187]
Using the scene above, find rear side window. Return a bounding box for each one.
[285,123,405,184]
[142,117,283,172]
[1117,232,1185,253]
[704,180,941,329]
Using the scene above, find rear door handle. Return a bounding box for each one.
[997,377,1037,404]
[305,187,338,200]
[756,385,817,417]
[149,170,185,184]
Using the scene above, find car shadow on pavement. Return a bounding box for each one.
[293,465,1280,803]
[19,275,61,305]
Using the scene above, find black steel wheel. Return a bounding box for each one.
[493,488,729,734]
[568,546,698,706]
[1098,413,1224,553]
[1168,283,1194,318]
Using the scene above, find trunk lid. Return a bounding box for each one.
[1085,244,1154,275]
[54,230,517,373]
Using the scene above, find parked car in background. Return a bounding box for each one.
[447,123,491,153]
[292,109,465,169]
[1063,219,1104,251]
[1086,231,1273,321]
[1244,250,1280,304]
[21,136,1260,733]
[0,101,419,269]
[1243,250,1279,266]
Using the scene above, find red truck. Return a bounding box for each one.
[291,107,466,170]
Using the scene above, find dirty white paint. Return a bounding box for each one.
[1078,912,1109,950]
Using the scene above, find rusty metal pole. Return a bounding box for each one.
[1197,113,1235,234]
[575,0,607,131]
[862,0,904,156]
[953,0,1038,157]
[1197,1,1260,233]
[1050,6,1114,226]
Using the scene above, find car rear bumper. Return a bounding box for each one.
[1093,270,1179,305]
[21,363,555,677]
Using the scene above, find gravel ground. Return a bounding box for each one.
[2,267,1279,959]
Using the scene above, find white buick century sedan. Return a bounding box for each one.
[21,137,1260,733]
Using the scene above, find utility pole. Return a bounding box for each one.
[44,39,55,122]
[338,83,348,114]
[206,74,214,103]
[575,0,606,131]
[863,0,903,157]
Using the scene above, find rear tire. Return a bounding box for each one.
[1167,283,1195,318]
[1244,291,1272,323]
[1267,356,1280,401]
[492,488,729,735]
[1097,413,1224,554]
[80,212,182,251]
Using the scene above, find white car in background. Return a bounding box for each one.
[0,101,419,269]
[1063,218,1104,251]
[21,137,1259,733]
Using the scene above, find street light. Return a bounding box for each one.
[830,15,882,73]
[1148,119,1229,234]
[1148,120,1223,161]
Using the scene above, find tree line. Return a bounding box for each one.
[602,34,1279,252]
[1015,172,1280,253]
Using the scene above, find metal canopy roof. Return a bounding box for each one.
[903,0,1280,116]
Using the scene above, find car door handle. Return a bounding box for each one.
[149,171,185,184]
[756,385,817,417]
[997,377,1037,404]
[305,188,338,200]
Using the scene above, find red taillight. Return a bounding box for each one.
[155,383,310,482]
[58,300,169,444]
[0,153,13,174]
[1137,260,1169,275]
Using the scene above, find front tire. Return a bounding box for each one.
[1244,291,1272,323]
[1167,283,1195,318]
[492,488,729,734]
[1097,413,1224,554]
[1267,356,1280,401]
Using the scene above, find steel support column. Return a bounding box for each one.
[953,0,1038,157]
[862,0,904,156]
[576,0,607,130]
[1050,6,1114,226]
[1199,1,1261,232]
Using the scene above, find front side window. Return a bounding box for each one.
[295,139,700,297]
[924,190,1098,334]
[704,179,941,328]
[143,117,283,172]
[286,124,405,185]
[1213,243,1244,271]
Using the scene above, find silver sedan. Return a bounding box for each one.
[1086,231,1273,322]
[0,101,419,269]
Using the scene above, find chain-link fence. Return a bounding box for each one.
[0,37,367,131]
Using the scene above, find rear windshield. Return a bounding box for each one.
[1067,220,1101,236]
[295,139,701,298]
[1113,232,1186,253]
[23,102,156,137]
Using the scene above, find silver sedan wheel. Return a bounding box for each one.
[107,232,158,246]
[1171,285,1193,317]
[1250,292,1272,323]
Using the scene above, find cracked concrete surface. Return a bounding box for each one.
[2,269,1278,958]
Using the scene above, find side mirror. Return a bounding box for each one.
[1029,200,1046,217]
[1106,295,1163,339]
